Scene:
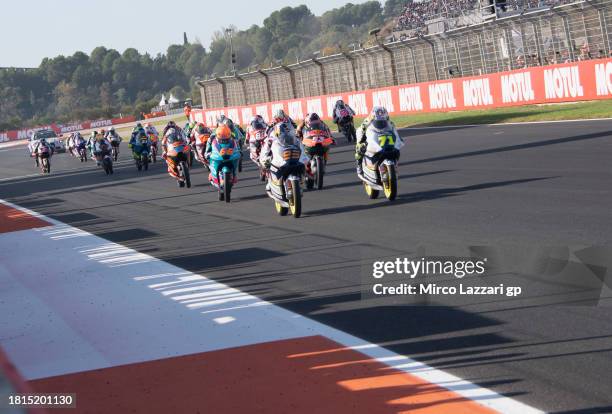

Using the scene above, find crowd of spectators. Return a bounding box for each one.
[393,0,480,36]
[393,0,584,35]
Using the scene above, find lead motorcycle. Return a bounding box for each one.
[358,129,403,201]
[208,136,241,202]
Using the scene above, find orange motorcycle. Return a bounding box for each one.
[302,129,334,190]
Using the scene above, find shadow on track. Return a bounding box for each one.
[306,176,557,217]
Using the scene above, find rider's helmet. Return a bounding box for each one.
[216,114,227,126]
[250,115,266,130]
[273,109,287,123]
[136,122,142,128]
[276,123,297,147]
[166,121,176,129]
[40,138,47,146]
[215,125,232,141]
[305,112,321,127]
[100,129,106,137]
[145,123,152,128]
[164,128,181,143]
[109,127,115,132]
[196,123,208,134]
[370,106,390,130]
[336,99,345,108]
[139,130,147,139]
[222,117,234,130]
[91,130,98,137]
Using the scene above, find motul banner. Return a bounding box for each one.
[191,58,612,126]
[0,116,136,142]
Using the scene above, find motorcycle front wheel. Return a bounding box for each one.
[287,178,302,218]
[223,170,231,203]
[315,156,324,190]
[275,201,288,216]
[364,182,379,199]
[382,164,397,201]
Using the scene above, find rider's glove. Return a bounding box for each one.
[356,142,367,155]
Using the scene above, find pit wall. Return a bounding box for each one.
[191,58,612,126]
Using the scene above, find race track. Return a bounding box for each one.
[1,120,612,413]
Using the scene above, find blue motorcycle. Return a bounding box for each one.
[132,139,150,171]
[209,138,241,202]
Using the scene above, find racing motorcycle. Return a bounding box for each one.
[248,128,268,181]
[166,140,191,188]
[302,130,334,190]
[358,131,401,201]
[133,139,150,171]
[111,141,120,161]
[77,141,88,162]
[149,134,158,163]
[266,150,305,218]
[208,138,241,202]
[337,109,356,143]
[38,146,51,174]
[98,143,113,175]
[192,130,211,170]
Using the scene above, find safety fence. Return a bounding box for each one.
[196,0,612,110]
[190,58,612,126]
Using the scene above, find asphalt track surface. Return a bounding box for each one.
[1,120,612,413]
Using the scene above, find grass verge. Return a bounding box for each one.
[390,100,612,128]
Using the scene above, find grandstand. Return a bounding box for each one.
[197,0,611,109]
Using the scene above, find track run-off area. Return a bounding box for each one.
[1,119,612,413]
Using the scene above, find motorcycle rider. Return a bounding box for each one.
[192,122,212,161]
[266,109,296,136]
[32,138,53,167]
[73,131,86,157]
[105,127,122,154]
[129,129,152,162]
[87,130,99,158]
[246,115,268,162]
[332,99,356,132]
[260,123,308,191]
[144,123,159,153]
[161,127,188,181]
[92,133,112,166]
[131,122,145,143]
[163,120,179,137]
[354,106,403,176]
[204,124,240,184]
[297,112,335,164]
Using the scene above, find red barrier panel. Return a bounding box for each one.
[0,116,136,143]
[144,111,166,119]
[190,58,612,126]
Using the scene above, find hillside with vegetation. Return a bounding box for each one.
[0,0,405,130]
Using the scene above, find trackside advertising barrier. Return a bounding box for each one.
[190,58,612,126]
[0,116,137,143]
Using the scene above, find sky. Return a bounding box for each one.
[1,0,372,68]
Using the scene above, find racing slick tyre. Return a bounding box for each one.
[223,171,231,203]
[382,164,397,201]
[315,156,324,190]
[275,201,288,216]
[288,179,302,218]
[364,183,379,199]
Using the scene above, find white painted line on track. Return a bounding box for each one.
[0,198,543,413]
[401,116,612,130]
